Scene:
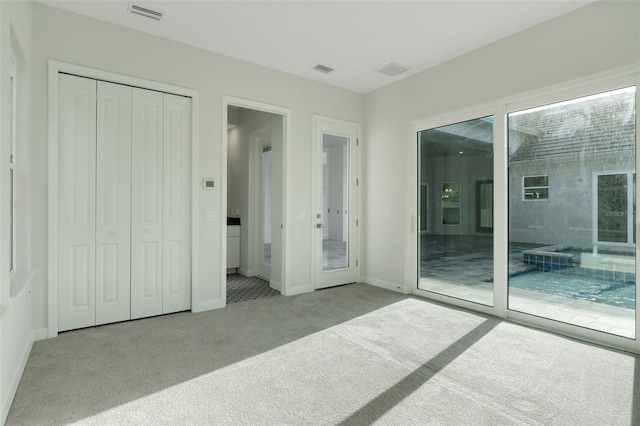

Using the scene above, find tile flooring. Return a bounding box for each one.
[226,274,280,304]
[419,234,636,339]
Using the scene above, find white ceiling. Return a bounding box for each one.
[37,1,594,94]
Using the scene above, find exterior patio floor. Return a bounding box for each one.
[419,235,635,339]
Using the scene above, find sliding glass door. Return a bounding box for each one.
[508,87,636,339]
[415,82,637,349]
[417,116,494,306]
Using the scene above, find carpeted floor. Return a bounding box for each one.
[226,273,280,304]
[6,283,640,425]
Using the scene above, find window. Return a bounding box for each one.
[523,175,548,200]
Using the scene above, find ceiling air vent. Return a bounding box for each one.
[377,62,409,77]
[128,3,163,21]
[313,64,334,74]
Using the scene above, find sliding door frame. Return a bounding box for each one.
[408,66,640,354]
[47,60,200,338]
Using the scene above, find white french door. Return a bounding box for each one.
[313,116,359,289]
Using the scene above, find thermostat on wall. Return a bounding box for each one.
[203,178,215,189]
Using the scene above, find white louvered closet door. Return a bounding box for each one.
[95,81,132,325]
[162,94,192,314]
[131,88,165,320]
[58,74,98,332]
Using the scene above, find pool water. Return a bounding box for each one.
[509,271,636,310]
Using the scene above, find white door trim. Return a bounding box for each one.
[311,114,361,289]
[222,96,292,297]
[47,60,200,338]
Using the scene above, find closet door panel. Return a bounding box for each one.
[96,81,132,325]
[58,74,97,331]
[131,88,164,319]
[162,94,191,313]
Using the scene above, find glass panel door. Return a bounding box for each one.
[508,87,636,339]
[313,117,358,289]
[418,116,494,306]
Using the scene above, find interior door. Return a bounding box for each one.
[57,74,97,331]
[130,88,164,320]
[162,93,192,314]
[313,117,359,289]
[256,140,272,281]
[95,81,132,325]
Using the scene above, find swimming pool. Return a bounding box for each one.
[509,271,636,309]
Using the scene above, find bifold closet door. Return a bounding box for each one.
[95,81,132,326]
[162,94,192,314]
[58,74,98,332]
[130,89,192,318]
[58,76,132,331]
[131,88,164,320]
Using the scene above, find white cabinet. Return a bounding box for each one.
[227,226,240,272]
[57,74,191,332]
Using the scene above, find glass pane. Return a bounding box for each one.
[262,147,272,265]
[508,87,636,339]
[323,134,349,271]
[598,174,627,243]
[524,188,549,200]
[524,176,548,187]
[418,116,494,306]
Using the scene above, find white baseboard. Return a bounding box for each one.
[1,331,34,425]
[237,268,256,277]
[269,279,282,292]
[360,276,409,294]
[32,327,48,341]
[193,299,225,312]
[284,285,313,296]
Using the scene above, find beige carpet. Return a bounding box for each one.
[7,283,640,425]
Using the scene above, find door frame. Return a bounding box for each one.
[222,96,292,299]
[47,60,200,338]
[311,115,361,289]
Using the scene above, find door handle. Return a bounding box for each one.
[316,223,323,229]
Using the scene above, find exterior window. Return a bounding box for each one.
[523,175,548,200]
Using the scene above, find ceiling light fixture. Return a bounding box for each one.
[377,62,409,77]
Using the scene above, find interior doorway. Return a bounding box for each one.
[225,102,287,304]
